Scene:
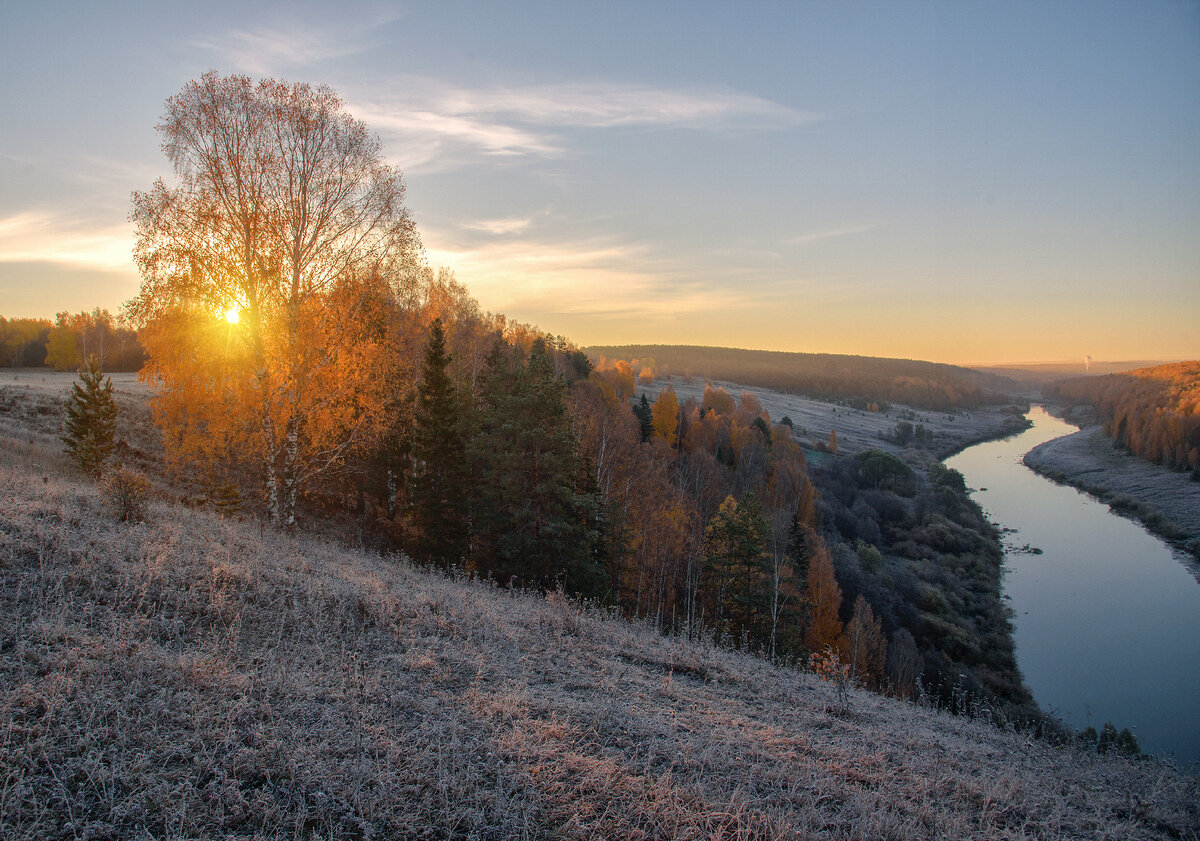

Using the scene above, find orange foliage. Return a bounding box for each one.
[1050,361,1200,471]
[651,385,680,445]
[839,595,888,689]
[803,535,843,654]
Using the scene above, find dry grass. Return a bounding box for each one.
[1,373,1197,839]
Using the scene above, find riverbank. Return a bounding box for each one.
[1023,423,1200,562]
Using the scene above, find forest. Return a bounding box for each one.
[586,344,1009,412]
[0,311,145,372]
[1047,361,1200,474]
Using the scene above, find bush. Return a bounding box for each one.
[102,467,152,523]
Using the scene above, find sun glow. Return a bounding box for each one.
[224,306,239,324]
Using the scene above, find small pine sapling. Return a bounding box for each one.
[61,354,118,476]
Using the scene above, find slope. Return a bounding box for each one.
[1,404,1196,838]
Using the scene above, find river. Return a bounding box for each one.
[946,406,1200,769]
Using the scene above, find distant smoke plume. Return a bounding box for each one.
[1083,354,1093,372]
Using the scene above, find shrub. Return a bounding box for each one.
[102,467,152,522]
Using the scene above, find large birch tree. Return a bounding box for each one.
[129,73,419,526]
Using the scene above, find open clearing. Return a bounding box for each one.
[637,376,1030,459]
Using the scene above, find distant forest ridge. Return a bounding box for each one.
[976,359,1169,385]
[1047,360,1200,473]
[586,345,1013,411]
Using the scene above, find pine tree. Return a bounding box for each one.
[410,319,470,568]
[61,354,118,476]
[700,494,772,648]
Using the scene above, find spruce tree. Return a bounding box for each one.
[472,338,603,594]
[61,354,118,476]
[410,319,470,567]
[633,393,653,442]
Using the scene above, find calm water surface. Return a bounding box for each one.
[947,406,1200,768]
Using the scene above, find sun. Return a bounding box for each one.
[224,306,240,324]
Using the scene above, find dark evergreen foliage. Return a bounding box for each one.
[632,393,653,442]
[61,355,118,476]
[410,319,471,567]
[700,494,773,648]
[472,338,604,595]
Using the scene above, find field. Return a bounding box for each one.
[2,370,1198,839]
[636,376,1030,460]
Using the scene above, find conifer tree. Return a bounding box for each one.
[700,494,772,647]
[633,393,653,442]
[61,354,118,477]
[804,538,844,655]
[472,338,602,593]
[410,319,470,567]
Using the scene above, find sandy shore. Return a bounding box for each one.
[1024,424,1200,561]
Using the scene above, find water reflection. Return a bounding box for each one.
[947,406,1200,768]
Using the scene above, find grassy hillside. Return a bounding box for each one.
[2,385,1197,838]
[587,345,1011,411]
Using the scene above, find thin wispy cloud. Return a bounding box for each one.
[353,106,558,166]
[787,223,880,246]
[461,216,536,236]
[436,81,816,129]
[0,211,133,272]
[423,229,756,324]
[192,28,364,76]
[190,9,403,76]
[351,76,816,171]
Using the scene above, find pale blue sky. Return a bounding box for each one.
[1,1,1197,364]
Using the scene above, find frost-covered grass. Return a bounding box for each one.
[635,376,1028,459]
[1025,425,1200,562]
[2,439,1198,838]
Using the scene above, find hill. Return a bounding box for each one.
[977,360,1170,387]
[1046,361,1200,473]
[2,380,1197,838]
[587,345,1012,411]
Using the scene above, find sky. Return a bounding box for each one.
[1,1,1197,366]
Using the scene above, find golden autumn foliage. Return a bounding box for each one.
[1049,361,1200,471]
[129,73,419,526]
[702,383,736,415]
[651,384,680,445]
[803,534,843,655]
[839,595,888,689]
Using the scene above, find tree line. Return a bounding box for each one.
[1047,361,1200,474]
[0,311,145,372]
[587,344,1001,411]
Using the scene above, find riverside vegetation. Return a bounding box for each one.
[2,379,1199,839]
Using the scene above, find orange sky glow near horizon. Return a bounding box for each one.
[1,3,1197,369]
